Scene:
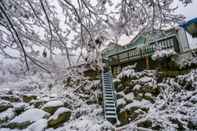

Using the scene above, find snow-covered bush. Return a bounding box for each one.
[151,49,176,61]
[117,64,140,80]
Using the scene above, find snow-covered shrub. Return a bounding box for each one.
[117,65,139,80]
[151,49,176,61]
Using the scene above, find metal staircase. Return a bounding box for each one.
[101,71,117,124]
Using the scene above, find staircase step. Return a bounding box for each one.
[105,101,115,104]
[105,95,114,97]
[105,102,115,106]
[104,88,112,90]
[105,99,115,102]
[105,108,116,111]
[104,92,113,95]
[104,85,112,87]
[103,81,111,83]
[105,115,117,119]
[105,90,113,92]
[105,94,113,97]
[105,99,115,104]
[105,105,115,109]
[106,112,116,115]
[104,90,113,94]
[105,91,113,94]
[105,88,113,91]
[104,89,113,91]
[104,84,111,86]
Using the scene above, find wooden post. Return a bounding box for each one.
[145,56,149,69]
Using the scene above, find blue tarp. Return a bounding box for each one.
[180,17,197,37]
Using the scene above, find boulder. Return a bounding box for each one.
[133,84,142,91]
[127,109,145,121]
[30,100,47,108]
[117,98,126,112]
[123,86,134,94]
[0,108,15,124]
[118,110,129,125]
[97,93,103,105]
[188,116,197,129]
[0,100,13,112]
[138,76,152,85]
[100,121,115,131]
[124,100,150,114]
[143,93,154,102]
[115,83,125,92]
[137,120,152,129]
[42,100,64,114]
[86,97,97,105]
[4,108,49,129]
[48,107,71,128]
[116,92,124,99]
[22,94,37,103]
[28,119,48,131]
[190,95,197,104]
[0,95,21,102]
[113,79,121,90]
[14,102,29,115]
[124,92,134,103]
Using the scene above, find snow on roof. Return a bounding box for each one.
[151,49,177,61]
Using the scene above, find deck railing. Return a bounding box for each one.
[109,35,179,65]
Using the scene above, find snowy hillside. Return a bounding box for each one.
[1,57,197,131]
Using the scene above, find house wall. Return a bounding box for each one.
[177,28,190,52]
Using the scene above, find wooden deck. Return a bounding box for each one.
[108,35,179,66]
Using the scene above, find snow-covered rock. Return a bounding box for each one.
[138,76,152,84]
[125,92,134,102]
[5,108,49,129]
[28,119,48,131]
[42,100,64,114]
[123,100,151,111]
[13,102,29,115]
[48,107,71,128]
[0,108,15,124]
[22,94,37,103]
[117,98,126,109]
[0,95,21,103]
[133,84,141,91]
[11,108,49,123]
[0,100,13,112]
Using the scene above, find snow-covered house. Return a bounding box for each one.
[102,27,192,74]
